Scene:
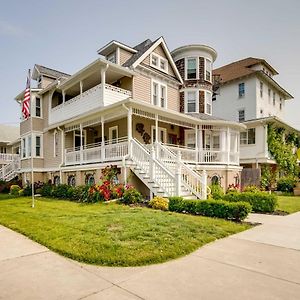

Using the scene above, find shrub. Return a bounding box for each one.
[121,186,143,205]
[223,191,277,213]
[210,184,224,200]
[51,184,71,199]
[148,196,169,211]
[277,176,297,193]
[18,189,24,196]
[227,183,240,194]
[243,185,260,193]
[69,185,88,202]
[40,184,53,197]
[10,185,21,196]
[168,197,251,221]
[23,185,32,196]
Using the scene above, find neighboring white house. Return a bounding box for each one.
[212,57,298,170]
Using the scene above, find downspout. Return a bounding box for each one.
[57,126,64,182]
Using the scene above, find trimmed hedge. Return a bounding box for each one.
[169,197,251,221]
[223,191,277,213]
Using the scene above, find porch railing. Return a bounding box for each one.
[0,153,19,162]
[65,137,128,166]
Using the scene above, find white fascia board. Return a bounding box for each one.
[132,37,184,84]
[97,40,137,55]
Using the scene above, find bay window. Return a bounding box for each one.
[187,91,197,113]
[205,58,212,81]
[186,58,197,79]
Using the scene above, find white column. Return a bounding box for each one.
[202,170,207,200]
[264,125,268,158]
[199,125,203,162]
[80,123,83,164]
[227,127,230,165]
[195,125,198,162]
[127,107,133,157]
[175,151,182,196]
[150,146,155,181]
[155,114,159,158]
[101,117,105,161]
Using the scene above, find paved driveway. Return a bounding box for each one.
[0,212,300,299]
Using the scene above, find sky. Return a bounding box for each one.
[1,0,299,129]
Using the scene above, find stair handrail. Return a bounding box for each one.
[131,139,176,196]
[156,142,208,199]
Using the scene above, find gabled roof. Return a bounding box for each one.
[213,57,278,84]
[213,57,292,100]
[97,40,137,56]
[124,37,183,84]
[32,64,71,80]
[0,124,19,143]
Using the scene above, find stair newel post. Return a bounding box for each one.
[175,151,182,196]
[202,169,207,200]
[150,146,155,181]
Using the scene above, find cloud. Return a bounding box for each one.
[0,21,30,38]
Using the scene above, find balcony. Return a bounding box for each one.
[0,153,20,164]
[49,84,132,125]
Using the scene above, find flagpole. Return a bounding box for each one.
[29,69,35,208]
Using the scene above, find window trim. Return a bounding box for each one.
[109,126,118,143]
[151,126,167,144]
[151,79,167,109]
[205,91,212,115]
[240,128,256,146]
[185,57,198,80]
[238,82,245,98]
[184,89,199,113]
[150,53,168,73]
[20,133,43,159]
[205,58,212,82]
[35,97,42,118]
[238,109,245,122]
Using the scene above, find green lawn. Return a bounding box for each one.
[0,197,249,266]
[277,195,300,214]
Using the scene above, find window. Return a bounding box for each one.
[150,53,168,73]
[280,98,283,110]
[160,58,167,71]
[273,92,276,106]
[151,54,158,66]
[22,138,26,158]
[205,91,212,115]
[185,130,196,148]
[187,58,197,79]
[268,88,271,103]
[152,82,158,105]
[238,83,245,98]
[238,109,245,122]
[212,134,220,149]
[260,81,263,97]
[107,52,116,63]
[211,175,221,186]
[85,174,95,186]
[160,85,166,108]
[240,128,256,145]
[35,97,41,117]
[68,175,76,187]
[187,91,197,113]
[205,58,212,81]
[109,126,118,144]
[152,81,167,108]
[151,126,167,143]
[35,136,41,157]
[0,147,6,153]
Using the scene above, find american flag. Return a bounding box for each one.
[22,70,31,120]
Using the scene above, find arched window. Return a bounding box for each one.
[234,174,240,186]
[68,175,76,187]
[54,176,60,186]
[85,174,95,186]
[211,174,221,185]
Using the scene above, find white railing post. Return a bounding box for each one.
[101,117,105,161]
[150,146,155,181]
[227,127,230,165]
[175,151,182,196]
[202,170,207,200]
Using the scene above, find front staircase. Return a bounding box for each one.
[0,159,20,182]
[128,139,207,199]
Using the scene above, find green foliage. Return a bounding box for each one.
[40,184,53,197]
[277,176,297,193]
[51,184,72,199]
[168,197,251,221]
[18,189,24,196]
[223,191,277,213]
[267,124,299,177]
[261,165,278,191]
[10,185,21,196]
[23,185,32,196]
[121,186,143,205]
[148,196,169,211]
[243,185,260,193]
[210,184,224,200]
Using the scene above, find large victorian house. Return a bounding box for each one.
[9,37,245,199]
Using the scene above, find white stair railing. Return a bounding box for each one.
[130,139,177,196]
[156,142,208,199]
[0,158,20,181]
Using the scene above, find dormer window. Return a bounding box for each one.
[150,53,168,73]
[107,52,116,63]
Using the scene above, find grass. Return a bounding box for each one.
[0,197,249,266]
[277,195,300,214]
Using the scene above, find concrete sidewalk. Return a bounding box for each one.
[0,213,300,300]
